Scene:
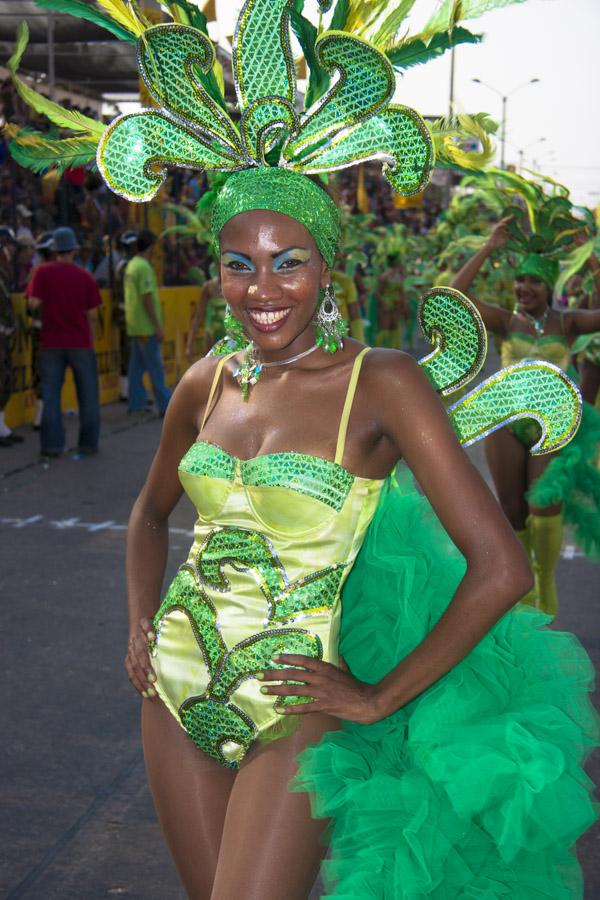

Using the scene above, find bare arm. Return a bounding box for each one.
[451,217,515,336]
[87,307,98,343]
[124,362,214,696]
[263,353,532,722]
[373,355,532,714]
[564,306,600,337]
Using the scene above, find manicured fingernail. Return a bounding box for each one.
[142,691,149,699]
[148,631,156,641]
[256,672,264,680]
[260,686,269,694]
[147,672,156,683]
[147,687,157,698]
[275,707,285,714]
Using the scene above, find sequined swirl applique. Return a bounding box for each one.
[152,526,345,768]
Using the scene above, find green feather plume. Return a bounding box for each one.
[33,0,136,42]
[7,127,99,174]
[8,23,105,139]
[387,26,482,71]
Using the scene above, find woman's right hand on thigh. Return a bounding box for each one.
[125,617,158,699]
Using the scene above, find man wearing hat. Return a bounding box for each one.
[0,226,24,447]
[28,226,102,457]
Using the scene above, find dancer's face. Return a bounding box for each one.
[514,275,551,313]
[220,209,330,354]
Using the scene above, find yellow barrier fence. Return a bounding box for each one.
[6,285,201,429]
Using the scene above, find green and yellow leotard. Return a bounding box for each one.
[151,348,384,768]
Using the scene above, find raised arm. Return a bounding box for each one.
[124,363,213,698]
[451,217,514,336]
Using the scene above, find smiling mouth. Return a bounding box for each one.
[247,308,292,326]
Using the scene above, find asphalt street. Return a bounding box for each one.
[1,378,598,899]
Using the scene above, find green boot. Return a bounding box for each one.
[529,513,563,618]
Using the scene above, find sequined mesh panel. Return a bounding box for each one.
[241,98,298,162]
[179,441,235,481]
[137,25,242,152]
[97,110,242,203]
[180,699,256,769]
[211,167,341,268]
[209,629,322,700]
[299,106,432,198]
[418,288,487,396]
[286,33,394,160]
[242,453,354,512]
[233,0,296,109]
[449,361,582,454]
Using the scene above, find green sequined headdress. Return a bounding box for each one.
[93,0,434,258]
[464,169,581,291]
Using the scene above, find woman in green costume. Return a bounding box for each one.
[453,216,600,615]
[7,2,598,897]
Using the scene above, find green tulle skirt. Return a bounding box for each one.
[294,472,598,898]
[528,400,600,559]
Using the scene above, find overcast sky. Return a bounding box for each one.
[209,0,599,207]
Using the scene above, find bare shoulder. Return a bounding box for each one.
[362,347,428,393]
[178,355,224,397]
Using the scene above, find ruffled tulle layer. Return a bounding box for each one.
[294,472,598,898]
[528,401,600,558]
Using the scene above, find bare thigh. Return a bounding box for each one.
[211,712,341,900]
[484,427,529,529]
[142,699,235,899]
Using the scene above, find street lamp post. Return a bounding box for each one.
[472,77,540,169]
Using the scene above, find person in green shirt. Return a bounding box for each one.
[124,230,171,415]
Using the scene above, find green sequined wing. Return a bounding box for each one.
[418,287,487,395]
[448,361,582,454]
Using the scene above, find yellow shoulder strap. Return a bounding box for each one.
[200,352,237,433]
[334,347,371,466]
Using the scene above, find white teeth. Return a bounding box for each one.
[249,309,290,325]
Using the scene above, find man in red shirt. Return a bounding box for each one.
[28,226,101,457]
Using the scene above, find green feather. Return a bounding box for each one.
[330,0,350,30]
[8,129,98,174]
[290,4,330,107]
[8,23,105,138]
[33,0,136,42]
[387,27,482,71]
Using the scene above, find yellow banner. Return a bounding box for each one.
[6,285,201,429]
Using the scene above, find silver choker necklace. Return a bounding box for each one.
[260,343,319,368]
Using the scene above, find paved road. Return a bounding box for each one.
[1,394,598,899]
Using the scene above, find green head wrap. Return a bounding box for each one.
[211,167,341,269]
[516,253,559,292]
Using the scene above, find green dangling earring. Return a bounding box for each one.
[315,284,348,353]
[223,305,248,349]
[209,305,250,357]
